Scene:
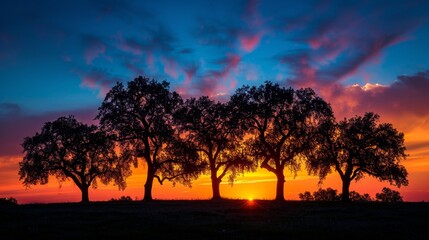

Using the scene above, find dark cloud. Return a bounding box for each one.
[82,35,107,64]
[178,48,194,54]
[193,0,265,51]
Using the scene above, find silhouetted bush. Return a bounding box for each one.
[0,197,18,205]
[313,188,340,201]
[109,196,133,202]
[298,191,314,201]
[298,188,340,201]
[299,189,374,202]
[348,191,373,202]
[376,187,403,202]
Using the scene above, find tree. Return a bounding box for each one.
[174,96,255,200]
[97,76,205,201]
[231,82,333,201]
[19,116,129,203]
[307,112,408,202]
[376,187,403,202]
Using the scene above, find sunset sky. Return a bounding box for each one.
[1,0,429,203]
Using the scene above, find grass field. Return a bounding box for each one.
[1,200,428,239]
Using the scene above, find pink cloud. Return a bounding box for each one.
[77,68,122,97]
[218,54,241,71]
[315,71,429,128]
[184,65,197,84]
[240,33,262,52]
[161,57,179,79]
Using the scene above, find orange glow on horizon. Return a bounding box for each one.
[2,130,429,204]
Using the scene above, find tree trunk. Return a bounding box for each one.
[81,186,89,203]
[212,177,222,200]
[208,157,222,200]
[341,178,351,202]
[275,171,285,201]
[144,167,155,201]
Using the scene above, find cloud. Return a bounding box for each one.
[83,35,107,64]
[192,54,241,97]
[0,104,98,157]
[161,57,179,79]
[77,68,124,97]
[239,33,262,52]
[277,1,428,87]
[194,0,265,53]
[178,48,194,54]
[322,71,429,134]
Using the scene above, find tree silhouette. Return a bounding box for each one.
[174,96,255,200]
[97,76,205,201]
[348,191,372,202]
[312,188,340,201]
[307,112,408,202]
[19,116,129,203]
[298,191,314,201]
[376,187,403,202]
[231,82,333,201]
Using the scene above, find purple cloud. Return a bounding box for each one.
[77,68,123,97]
[0,104,98,156]
[324,71,429,129]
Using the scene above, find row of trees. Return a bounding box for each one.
[19,76,408,202]
[298,187,403,202]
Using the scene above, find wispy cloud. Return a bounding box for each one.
[276,1,427,87]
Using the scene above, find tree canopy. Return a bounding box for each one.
[97,76,206,201]
[174,96,255,200]
[376,187,403,202]
[307,112,408,202]
[231,81,334,201]
[19,116,129,202]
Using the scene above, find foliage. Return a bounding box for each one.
[298,191,314,201]
[174,96,255,199]
[348,191,373,202]
[19,116,129,202]
[0,197,18,205]
[298,189,373,202]
[376,187,403,202]
[307,112,408,202]
[109,196,133,202]
[231,81,333,201]
[97,76,206,200]
[312,188,340,201]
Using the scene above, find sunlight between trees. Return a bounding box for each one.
[18,76,408,202]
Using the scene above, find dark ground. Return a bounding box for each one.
[1,200,428,239]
